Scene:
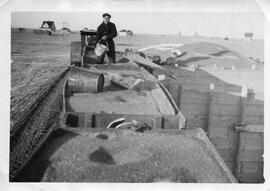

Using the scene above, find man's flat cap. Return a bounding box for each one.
[102,13,111,18]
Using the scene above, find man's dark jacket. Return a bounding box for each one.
[96,22,117,50]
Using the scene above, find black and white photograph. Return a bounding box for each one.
[1,0,269,189]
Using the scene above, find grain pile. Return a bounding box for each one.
[25,129,232,183]
[143,42,261,69]
[67,90,161,114]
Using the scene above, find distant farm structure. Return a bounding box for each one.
[60,22,71,33]
[18,28,26,32]
[244,32,253,41]
[33,21,56,35]
[119,29,133,36]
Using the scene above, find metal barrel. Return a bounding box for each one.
[67,67,104,93]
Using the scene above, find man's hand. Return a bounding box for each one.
[102,36,107,40]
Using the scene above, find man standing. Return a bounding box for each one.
[96,13,117,64]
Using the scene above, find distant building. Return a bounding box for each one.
[244,32,253,41]
[60,22,71,33]
[119,29,133,36]
[34,21,56,35]
[60,27,71,34]
[18,28,26,32]
[41,21,56,32]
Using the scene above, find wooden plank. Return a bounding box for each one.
[236,124,264,133]
[182,84,213,91]
[238,172,264,183]
[93,113,181,130]
[239,150,263,162]
[181,102,208,109]
[239,137,264,148]
[246,99,264,106]
[209,127,228,138]
[181,103,208,115]
[239,143,264,151]
[237,160,264,183]
[241,161,263,173]
[211,115,239,129]
[86,114,93,127]
[215,92,241,104]
[126,54,174,76]
[181,98,209,104]
[78,114,86,128]
[239,84,248,123]
[234,85,249,180]
[244,115,264,124]
[212,104,241,115]
[211,114,239,122]
[163,115,181,129]
[245,104,264,116]
[178,78,239,87]
[94,113,158,129]
[240,131,263,139]
[184,126,202,130]
[185,115,207,129]
[182,84,241,92]
[181,90,209,102]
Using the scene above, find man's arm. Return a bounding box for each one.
[107,23,117,40]
[96,26,102,43]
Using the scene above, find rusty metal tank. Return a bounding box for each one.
[67,67,104,94]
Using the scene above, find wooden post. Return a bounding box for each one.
[234,84,255,180]
[239,84,248,124]
[206,83,215,136]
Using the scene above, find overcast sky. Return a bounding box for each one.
[11,12,264,38]
[10,0,264,38]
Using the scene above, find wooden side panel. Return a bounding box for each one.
[94,113,160,129]
[181,103,209,115]
[244,115,264,124]
[163,115,181,129]
[245,104,264,116]
[210,115,239,129]
[184,114,207,129]
[181,90,209,104]
[236,130,264,183]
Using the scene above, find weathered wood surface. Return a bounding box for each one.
[160,67,264,183]
[235,130,264,183]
